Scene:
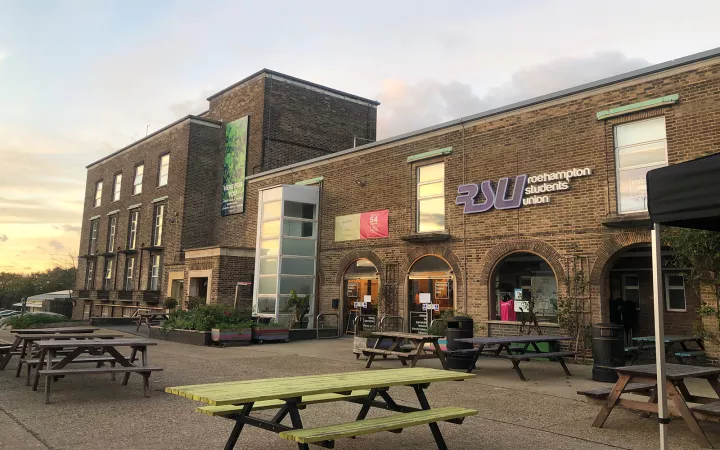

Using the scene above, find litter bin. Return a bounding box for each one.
[592,323,625,382]
[445,316,474,370]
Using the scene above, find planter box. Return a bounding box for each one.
[252,328,290,343]
[149,326,212,346]
[212,328,252,346]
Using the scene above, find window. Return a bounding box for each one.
[416,163,444,232]
[622,274,640,309]
[107,215,117,252]
[490,253,557,323]
[104,259,113,290]
[614,117,668,213]
[86,260,95,289]
[665,274,687,312]
[153,204,164,246]
[89,220,99,255]
[94,181,103,207]
[150,255,161,291]
[125,257,135,291]
[113,173,122,202]
[128,210,139,250]
[133,165,144,195]
[158,154,169,187]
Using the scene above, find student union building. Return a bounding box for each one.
[72,48,720,353]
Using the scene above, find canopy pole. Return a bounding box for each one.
[651,224,669,450]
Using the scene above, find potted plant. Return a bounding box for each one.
[252,320,290,344]
[285,290,310,329]
[163,297,178,313]
[211,320,254,346]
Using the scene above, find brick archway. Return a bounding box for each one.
[588,232,651,286]
[478,239,566,290]
[335,250,383,285]
[405,245,463,285]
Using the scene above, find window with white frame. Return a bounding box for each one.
[128,210,139,250]
[104,259,113,290]
[107,215,117,252]
[614,117,668,213]
[622,274,640,310]
[113,173,122,202]
[665,273,687,312]
[89,220,99,255]
[133,164,144,195]
[416,162,445,232]
[153,204,164,246]
[94,181,103,207]
[125,257,135,290]
[158,154,169,187]
[86,259,95,289]
[150,255,161,291]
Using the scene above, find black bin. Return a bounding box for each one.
[592,323,625,382]
[445,316,474,370]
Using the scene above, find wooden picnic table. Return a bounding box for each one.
[13,332,124,381]
[0,327,100,370]
[630,335,705,364]
[167,368,476,450]
[135,312,169,335]
[362,332,448,370]
[585,363,720,449]
[32,338,162,404]
[454,335,576,381]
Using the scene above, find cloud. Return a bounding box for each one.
[0,51,7,65]
[0,234,7,242]
[52,224,82,233]
[47,239,64,252]
[23,267,31,270]
[376,52,650,139]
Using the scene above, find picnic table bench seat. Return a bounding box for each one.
[22,355,119,385]
[577,382,655,399]
[278,407,478,445]
[507,351,576,361]
[691,401,720,419]
[39,366,163,402]
[197,390,372,417]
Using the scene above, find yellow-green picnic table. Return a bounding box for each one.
[167,368,477,450]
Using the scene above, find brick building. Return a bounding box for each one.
[74,49,720,349]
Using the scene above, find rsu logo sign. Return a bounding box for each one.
[455,175,528,214]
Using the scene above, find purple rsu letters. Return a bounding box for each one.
[455,174,528,214]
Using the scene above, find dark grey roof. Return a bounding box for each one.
[206,68,380,105]
[247,46,720,181]
[86,115,222,169]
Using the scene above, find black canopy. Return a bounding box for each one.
[647,153,720,231]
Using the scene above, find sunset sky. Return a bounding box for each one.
[1,0,719,273]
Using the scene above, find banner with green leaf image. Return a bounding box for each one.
[221,116,249,216]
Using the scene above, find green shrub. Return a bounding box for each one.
[163,297,178,310]
[162,304,252,331]
[215,320,254,331]
[185,296,206,310]
[255,319,288,330]
[7,314,69,329]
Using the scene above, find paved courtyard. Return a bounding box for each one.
[1,328,719,450]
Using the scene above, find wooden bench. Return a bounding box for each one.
[39,366,163,403]
[22,355,119,385]
[278,407,477,445]
[691,401,720,422]
[675,350,705,364]
[578,382,655,400]
[506,351,576,361]
[197,391,371,417]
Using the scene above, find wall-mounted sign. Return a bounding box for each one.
[422,303,440,311]
[335,210,389,242]
[354,301,368,308]
[363,295,372,303]
[514,288,529,313]
[419,293,432,304]
[347,282,358,298]
[434,281,449,300]
[410,311,430,334]
[456,167,592,214]
[221,116,249,216]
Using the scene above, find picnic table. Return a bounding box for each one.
[362,332,448,370]
[32,338,163,404]
[0,327,100,370]
[167,368,476,450]
[454,335,576,381]
[135,312,169,335]
[581,363,720,449]
[629,335,705,364]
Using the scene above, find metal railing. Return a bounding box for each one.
[379,315,404,332]
[316,313,340,339]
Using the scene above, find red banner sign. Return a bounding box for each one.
[359,210,389,239]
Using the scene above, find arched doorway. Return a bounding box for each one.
[408,255,454,333]
[490,252,558,324]
[342,259,379,334]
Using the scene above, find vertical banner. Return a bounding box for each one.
[221,116,249,216]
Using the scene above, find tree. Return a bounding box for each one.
[663,227,720,342]
[0,267,77,309]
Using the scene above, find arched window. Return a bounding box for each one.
[408,256,454,324]
[490,252,557,323]
[343,259,379,333]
